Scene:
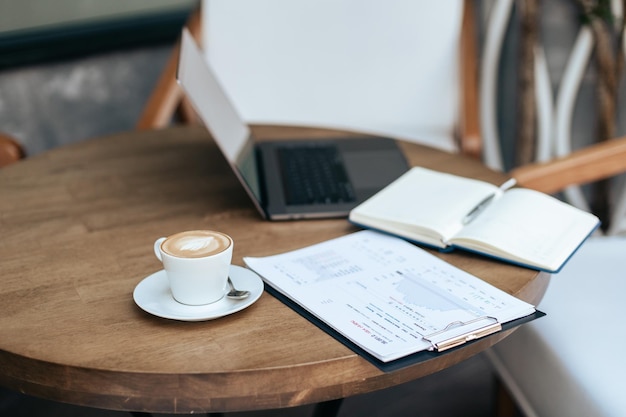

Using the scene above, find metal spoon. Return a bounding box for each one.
[226,277,250,300]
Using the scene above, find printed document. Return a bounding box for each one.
[244,230,535,362]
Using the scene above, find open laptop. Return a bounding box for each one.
[177,29,409,220]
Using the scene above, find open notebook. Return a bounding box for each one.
[349,167,600,272]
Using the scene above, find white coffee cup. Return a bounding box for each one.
[154,230,233,305]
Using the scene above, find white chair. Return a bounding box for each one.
[201,0,464,153]
[138,1,483,159]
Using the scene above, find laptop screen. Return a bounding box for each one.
[177,29,263,204]
[235,138,263,203]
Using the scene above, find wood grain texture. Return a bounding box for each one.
[0,125,546,413]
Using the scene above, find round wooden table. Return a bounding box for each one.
[0,126,548,414]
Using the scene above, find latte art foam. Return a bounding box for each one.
[161,230,231,258]
[179,236,219,252]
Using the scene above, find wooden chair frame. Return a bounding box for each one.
[512,135,626,194]
[0,133,25,168]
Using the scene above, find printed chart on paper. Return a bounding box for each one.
[244,230,534,362]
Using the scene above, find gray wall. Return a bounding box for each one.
[0,45,172,155]
[0,0,195,31]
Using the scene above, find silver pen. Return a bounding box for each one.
[462,178,517,225]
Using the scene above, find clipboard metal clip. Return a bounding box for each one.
[422,316,502,352]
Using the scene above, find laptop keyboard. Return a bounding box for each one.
[277,145,356,205]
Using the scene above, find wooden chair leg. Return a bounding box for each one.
[493,376,520,417]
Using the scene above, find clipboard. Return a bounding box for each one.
[422,316,501,352]
[264,284,545,372]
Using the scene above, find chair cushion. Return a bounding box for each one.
[488,235,626,417]
[201,0,463,151]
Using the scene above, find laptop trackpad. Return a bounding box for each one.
[343,150,408,189]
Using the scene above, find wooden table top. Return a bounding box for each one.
[0,125,548,414]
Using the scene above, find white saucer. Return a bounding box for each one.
[133,265,263,321]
